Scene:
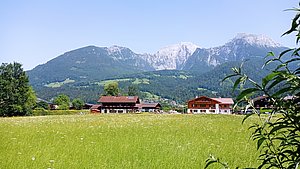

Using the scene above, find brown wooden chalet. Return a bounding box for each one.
[90,96,162,113]
[136,103,162,112]
[97,96,140,113]
[252,95,299,109]
[187,96,234,114]
[252,95,272,108]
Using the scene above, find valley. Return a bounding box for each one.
[27,33,288,104]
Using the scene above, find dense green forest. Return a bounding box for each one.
[31,57,279,104]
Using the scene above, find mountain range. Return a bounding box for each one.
[26,33,289,103]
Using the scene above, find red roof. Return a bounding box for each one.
[136,103,161,109]
[98,96,140,103]
[90,104,101,109]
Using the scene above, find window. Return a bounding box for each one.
[200,104,206,107]
[200,110,206,113]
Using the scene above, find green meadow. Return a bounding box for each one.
[0,114,259,168]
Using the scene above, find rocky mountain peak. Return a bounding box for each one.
[107,45,128,55]
[230,33,282,48]
[145,42,199,70]
[156,42,199,56]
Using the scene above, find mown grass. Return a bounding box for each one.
[0,114,259,168]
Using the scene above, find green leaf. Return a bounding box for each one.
[242,112,254,124]
[267,77,282,90]
[233,76,246,91]
[265,52,275,58]
[292,45,300,56]
[262,72,280,88]
[262,58,279,69]
[232,67,240,74]
[204,160,217,169]
[269,125,289,135]
[222,74,238,82]
[279,48,294,60]
[205,155,218,169]
[275,63,287,71]
[272,87,291,98]
[294,68,300,74]
[257,137,266,150]
[282,13,300,37]
[236,88,259,101]
[286,58,300,64]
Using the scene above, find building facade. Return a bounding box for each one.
[187,96,233,114]
[97,96,140,113]
[136,103,162,113]
[94,96,161,113]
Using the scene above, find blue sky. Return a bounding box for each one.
[0,0,299,70]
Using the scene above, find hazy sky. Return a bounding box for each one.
[0,0,299,70]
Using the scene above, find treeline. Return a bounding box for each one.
[0,56,289,117]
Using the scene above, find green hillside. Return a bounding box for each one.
[31,57,275,104]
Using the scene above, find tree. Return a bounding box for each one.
[72,98,84,110]
[104,81,119,96]
[0,62,36,116]
[53,94,70,110]
[25,86,37,114]
[206,4,300,169]
[127,85,139,96]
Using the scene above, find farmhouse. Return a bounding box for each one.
[97,96,140,113]
[252,95,299,112]
[187,96,234,114]
[252,95,272,108]
[93,96,161,113]
[136,103,162,113]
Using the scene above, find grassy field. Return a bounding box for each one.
[0,114,259,168]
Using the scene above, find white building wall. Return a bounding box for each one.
[101,109,128,113]
[215,104,219,114]
[188,108,232,114]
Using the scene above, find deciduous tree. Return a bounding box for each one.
[53,94,70,110]
[127,85,139,96]
[0,62,36,116]
[72,98,84,110]
[104,82,119,96]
